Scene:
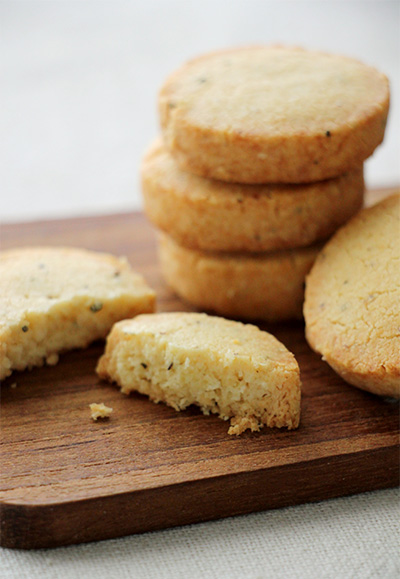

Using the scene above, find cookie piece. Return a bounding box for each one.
[159,46,389,183]
[142,139,364,252]
[0,247,156,380]
[89,403,113,421]
[159,234,320,322]
[97,312,301,434]
[304,194,400,398]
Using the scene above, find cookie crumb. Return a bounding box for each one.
[89,402,113,421]
[46,353,59,366]
[10,382,17,389]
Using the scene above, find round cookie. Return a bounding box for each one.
[304,194,400,398]
[159,46,389,184]
[142,138,364,252]
[159,234,321,322]
[0,246,155,380]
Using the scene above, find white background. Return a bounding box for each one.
[1,0,399,223]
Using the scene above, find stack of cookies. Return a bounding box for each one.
[141,46,389,322]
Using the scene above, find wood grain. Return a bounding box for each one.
[1,188,399,549]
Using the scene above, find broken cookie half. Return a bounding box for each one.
[96,312,301,434]
[0,246,155,380]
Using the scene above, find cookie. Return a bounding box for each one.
[0,247,156,380]
[141,138,364,252]
[96,312,301,434]
[304,194,400,398]
[159,46,389,183]
[159,233,320,322]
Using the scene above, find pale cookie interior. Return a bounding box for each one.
[97,312,301,435]
[0,247,155,380]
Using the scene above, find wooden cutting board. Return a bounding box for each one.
[1,188,399,549]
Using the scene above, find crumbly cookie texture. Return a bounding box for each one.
[159,233,321,322]
[159,45,389,184]
[0,247,156,380]
[89,402,113,421]
[304,194,400,398]
[141,139,364,252]
[96,312,301,434]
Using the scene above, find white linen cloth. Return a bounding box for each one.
[1,488,399,579]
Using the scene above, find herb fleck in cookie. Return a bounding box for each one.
[304,194,400,398]
[0,247,155,380]
[142,138,364,252]
[97,312,301,434]
[159,233,321,322]
[159,46,389,183]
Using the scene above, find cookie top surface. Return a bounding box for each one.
[141,138,364,252]
[0,246,154,330]
[304,194,400,397]
[111,312,298,372]
[159,46,389,183]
